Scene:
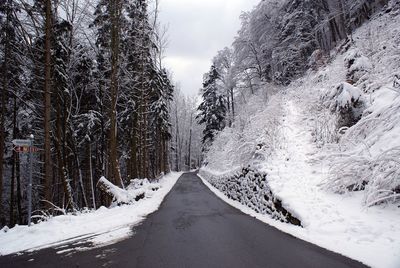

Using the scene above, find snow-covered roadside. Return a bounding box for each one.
[200,90,400,268]
[200,158,400,268]
[199,10,400,268]
[0,172,183,256]
[200,85,400,267]
[263,95,400,268]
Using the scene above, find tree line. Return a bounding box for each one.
[0,0,174,228]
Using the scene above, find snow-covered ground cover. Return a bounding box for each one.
[0,172,183,256]
[201,9,400,268]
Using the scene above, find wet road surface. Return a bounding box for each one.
[0,172,367,268]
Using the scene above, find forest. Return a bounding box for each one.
[0,0,204,228]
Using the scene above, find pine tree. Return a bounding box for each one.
[0,0,16,225]
[197,65,227,151]
[150,68,174,175]
[52,18,76,210]
[91,0,129,186]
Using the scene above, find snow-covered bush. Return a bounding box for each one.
[200,167,301,226]
[204,90,284,171]
[344,49,372,85]
[311,110,339,147]
[325,147,400,206]
[323,82,366,129]
[324,88,400,206]
[320,10,400,207]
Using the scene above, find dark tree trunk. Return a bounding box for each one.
[44,0,53,207]
[0,2,11,226]
[109,0,122,186]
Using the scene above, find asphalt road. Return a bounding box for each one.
[0,172,367,268]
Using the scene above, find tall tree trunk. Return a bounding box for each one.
[9,152,17,227]
[10,155,15,227]
[142,97,149,178]
[75,152,88,208]
[55,123,74,210]
[44,0,53,207]
[10,97,18,226]
[163,139,169,173]
[109,0,122,186]
[338,0,350,38]
[226,90,231,127]
[55,87,75,210]
[88,142,96,209]
[130,114,138,179]
[16,153,22,224]
[0,2,10,226]
[188,113,193,170]
[174,107,179,171]
[230,87,235,119]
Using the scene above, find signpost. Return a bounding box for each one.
[13,146,40,153]
[12,135,36,226]
[12,139,32,147]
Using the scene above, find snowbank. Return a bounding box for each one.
[200,170,400,268]
[0,172,182,256]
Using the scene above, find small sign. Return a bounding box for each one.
[13,146,40,153]
[12,139,32,147]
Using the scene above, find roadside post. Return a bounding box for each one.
[28,135,34,226]
[12,135,38,226]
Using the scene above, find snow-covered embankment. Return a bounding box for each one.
[0,172,182,256]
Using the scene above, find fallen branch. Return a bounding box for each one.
[97,176,153,205]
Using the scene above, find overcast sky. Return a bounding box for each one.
[159,0,259,96]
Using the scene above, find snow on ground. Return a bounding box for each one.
[0,172,183,256]
[201,92,400,268]
[262,94,400,268]
[201,106,400,267]
[200,10,400,268]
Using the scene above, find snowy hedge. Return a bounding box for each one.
[200,167,302,226]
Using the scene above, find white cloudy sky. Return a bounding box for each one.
[159,0,259,96]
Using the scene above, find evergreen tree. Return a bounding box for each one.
[197,65,227,151]
[150,68,174,175]
[0,0,24,226]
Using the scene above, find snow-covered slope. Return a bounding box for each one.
[201,9,400,268]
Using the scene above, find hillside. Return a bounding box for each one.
[199,3,400,268]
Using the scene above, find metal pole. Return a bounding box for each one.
[28,137,33,226]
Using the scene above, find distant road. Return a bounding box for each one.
[0,172,367,268]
